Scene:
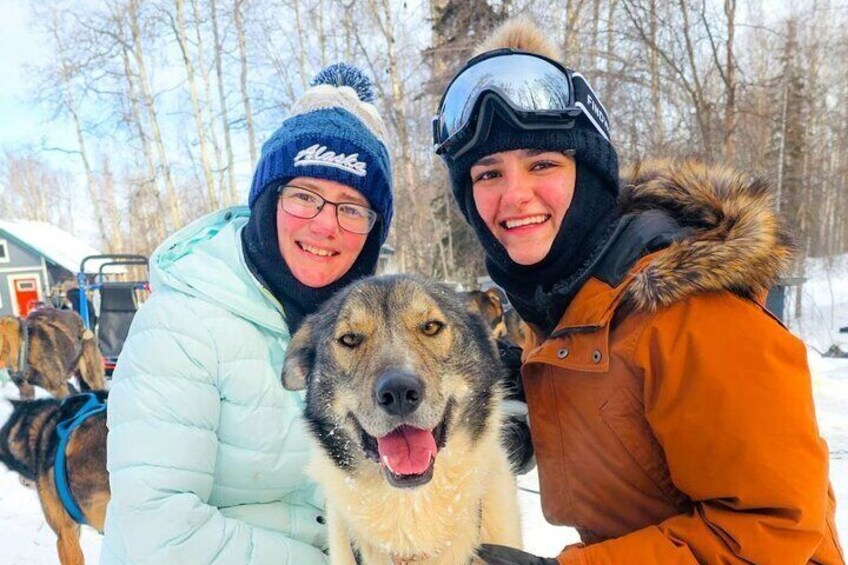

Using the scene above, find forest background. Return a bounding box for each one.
[1,0,846,306]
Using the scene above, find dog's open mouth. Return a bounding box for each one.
[361,418,448,488]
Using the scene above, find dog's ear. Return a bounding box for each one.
[483,288,504,308]
[282,319,315,391]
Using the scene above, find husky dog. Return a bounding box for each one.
[283,275,522,564]
[0,392,109,565]
[0,309,105,399]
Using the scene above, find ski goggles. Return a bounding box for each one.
[433,49,611,160]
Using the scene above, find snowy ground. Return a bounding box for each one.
[1,256,846,562]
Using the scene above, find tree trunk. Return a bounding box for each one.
[63,70,113,249]
[292,0,310,91]
[563,0,587,65]
[723,0,736,161]
[174,0,218,210]
[775,72,789,212]
[210,0,238,206]
[234,0,258,167]
[99,158,126,252]
[128,0,183,229]
[369,0,452,278]
[649,0,663,149]
[120,39,166,242]
[192,0,229,206]
[678,0,711,157]
[318,0,328,68]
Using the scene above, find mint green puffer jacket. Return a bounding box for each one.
[101,208,328,564]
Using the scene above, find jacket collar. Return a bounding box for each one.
[151,207,289,335]
[523,253,657,372]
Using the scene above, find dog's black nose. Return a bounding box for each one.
[374,371,424,417]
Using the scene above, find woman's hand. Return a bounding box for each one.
[477,544,558,564]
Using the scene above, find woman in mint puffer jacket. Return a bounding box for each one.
[101,64,393,564]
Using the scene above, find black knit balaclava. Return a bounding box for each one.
[241,185,382,333]
[449,113,620,336]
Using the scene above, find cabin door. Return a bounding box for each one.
[8,274,42,317]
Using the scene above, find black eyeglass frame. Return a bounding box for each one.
[277,184,380,235]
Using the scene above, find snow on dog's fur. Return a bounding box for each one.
[282,275,521,564]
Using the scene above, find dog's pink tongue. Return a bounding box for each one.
[376,426,437,475]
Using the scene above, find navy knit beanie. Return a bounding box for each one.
[248,63,393,244]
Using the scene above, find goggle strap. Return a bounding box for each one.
[571,73,610,141]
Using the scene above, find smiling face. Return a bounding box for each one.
[470,149,576,266]
[277,177,370,288]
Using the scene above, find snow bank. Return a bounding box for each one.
[788,253,848,352]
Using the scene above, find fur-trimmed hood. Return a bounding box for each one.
[617,158,796,312]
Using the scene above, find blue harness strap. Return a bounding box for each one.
[54,392,107,526]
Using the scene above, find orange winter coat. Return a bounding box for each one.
[520,160,844,564]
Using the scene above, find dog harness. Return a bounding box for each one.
[54,392,107,526]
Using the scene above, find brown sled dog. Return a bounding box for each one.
[0,309,105,399]
[459,289,529,348]
[283,275,521,564]
[0,392,109,565]
[460,288,508,339]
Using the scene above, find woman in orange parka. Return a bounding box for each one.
[432,17,844,564]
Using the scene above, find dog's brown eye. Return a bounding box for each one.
[420,320,445,337]
[338,333,364,348]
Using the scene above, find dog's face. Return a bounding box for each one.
[283,275,503,489]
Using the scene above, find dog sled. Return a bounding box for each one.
[77,254,149,376]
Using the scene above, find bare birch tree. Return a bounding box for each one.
[122,0,184,229]
[210,0,239,205]
[171,0,219,209]
[234,0,259,167]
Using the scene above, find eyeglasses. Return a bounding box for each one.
[278,185,379,234]
[433,49,611,160]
